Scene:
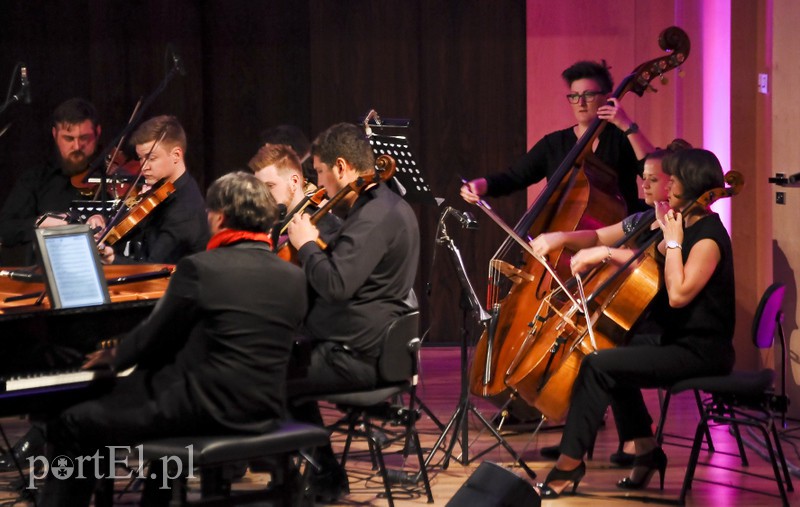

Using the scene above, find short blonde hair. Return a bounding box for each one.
[247,143,302,176]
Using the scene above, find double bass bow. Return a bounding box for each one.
[469,26,692,403]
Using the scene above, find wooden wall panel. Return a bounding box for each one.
[771,0,800,418]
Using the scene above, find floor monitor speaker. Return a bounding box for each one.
[446,461,540,506]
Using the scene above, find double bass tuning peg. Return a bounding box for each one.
[659,74,669,85]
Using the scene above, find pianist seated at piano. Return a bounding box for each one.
[36,172,308,507]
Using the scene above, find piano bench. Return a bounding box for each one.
[101,421,329,507]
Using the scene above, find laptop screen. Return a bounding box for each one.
[34,224,111,309]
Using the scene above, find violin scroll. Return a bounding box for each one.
[374,154,397,182]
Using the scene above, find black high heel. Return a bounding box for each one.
[536,461,586,498]
[616,447,667,490]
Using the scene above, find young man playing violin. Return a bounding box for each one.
[285,122,420,502]
[0,98,102,265]
[247,142,340,250]
[97,115,208,264]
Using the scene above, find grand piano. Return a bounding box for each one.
[0,265,171,416]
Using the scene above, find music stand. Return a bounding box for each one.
[365,117,436,206]
[364,116,445,436]
[423,209,536,480]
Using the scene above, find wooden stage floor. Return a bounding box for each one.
[0,346,797,505]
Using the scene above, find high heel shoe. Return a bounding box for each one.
[616,447,667,490]
[536,461,586,498]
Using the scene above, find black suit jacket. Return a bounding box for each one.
[113,241,307,433]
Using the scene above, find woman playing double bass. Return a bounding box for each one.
[461,60,654,214]
[535,148,736,498]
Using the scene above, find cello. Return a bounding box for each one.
[469,26,692,402]
[505,170,744,421]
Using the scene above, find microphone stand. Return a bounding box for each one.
[423,211,535,480]
[82,46,184,204]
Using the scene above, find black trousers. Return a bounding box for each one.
[559,340,734,460]
[287,341,378,464]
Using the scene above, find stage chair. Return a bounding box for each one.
[301,311,434,507]
[675,283,794,506]
[107,421,329,507]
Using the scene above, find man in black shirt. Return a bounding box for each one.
[98,115,209,264]
[0,98,102,265]
[286,122,420,502]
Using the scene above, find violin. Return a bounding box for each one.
[70,151,142,199]
[98,179,176,246]
[275,188,327,262]
[278,154,397,262]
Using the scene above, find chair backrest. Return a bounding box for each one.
[378,311,420,383]
[752,283,786,350]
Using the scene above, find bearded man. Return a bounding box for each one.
[0,98,103,264]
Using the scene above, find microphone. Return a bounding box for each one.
[445,206,478,229]
[0,269,42,283]
[20,66,31,104]
[167,44,186,76]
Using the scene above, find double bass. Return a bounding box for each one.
[505,170,744,421]
[469,27,692,405]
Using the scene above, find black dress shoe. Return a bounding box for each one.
[617,447,668,490]
[0,427,45,472]
[609,450,636,467]
[536,461,586,498]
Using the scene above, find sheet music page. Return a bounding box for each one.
[45,234,107,308]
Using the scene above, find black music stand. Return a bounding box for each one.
[364,117,444,436]
[365,118,436,207]
[423,209,535,480]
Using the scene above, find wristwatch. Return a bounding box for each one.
[665,240,682,250]
[623,123,639,136]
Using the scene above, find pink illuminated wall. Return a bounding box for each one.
[701,0,732,231]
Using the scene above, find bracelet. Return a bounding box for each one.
[602,246,612,264]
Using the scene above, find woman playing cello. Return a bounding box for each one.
[528,139,691,462]
[535,148,736,498]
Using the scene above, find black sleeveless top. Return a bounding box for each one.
[650,213,736,370]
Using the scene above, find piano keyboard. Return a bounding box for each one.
[0,367,135,393]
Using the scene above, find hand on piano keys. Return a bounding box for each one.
[82,347,117,371]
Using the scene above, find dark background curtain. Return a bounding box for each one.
[0,0,526,345]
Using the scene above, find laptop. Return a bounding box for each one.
[34,224,111,309]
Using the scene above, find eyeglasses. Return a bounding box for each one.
[566,91,604,104]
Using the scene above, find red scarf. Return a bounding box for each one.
[206,229,273,250]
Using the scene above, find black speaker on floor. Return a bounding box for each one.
[446,461,540,506]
